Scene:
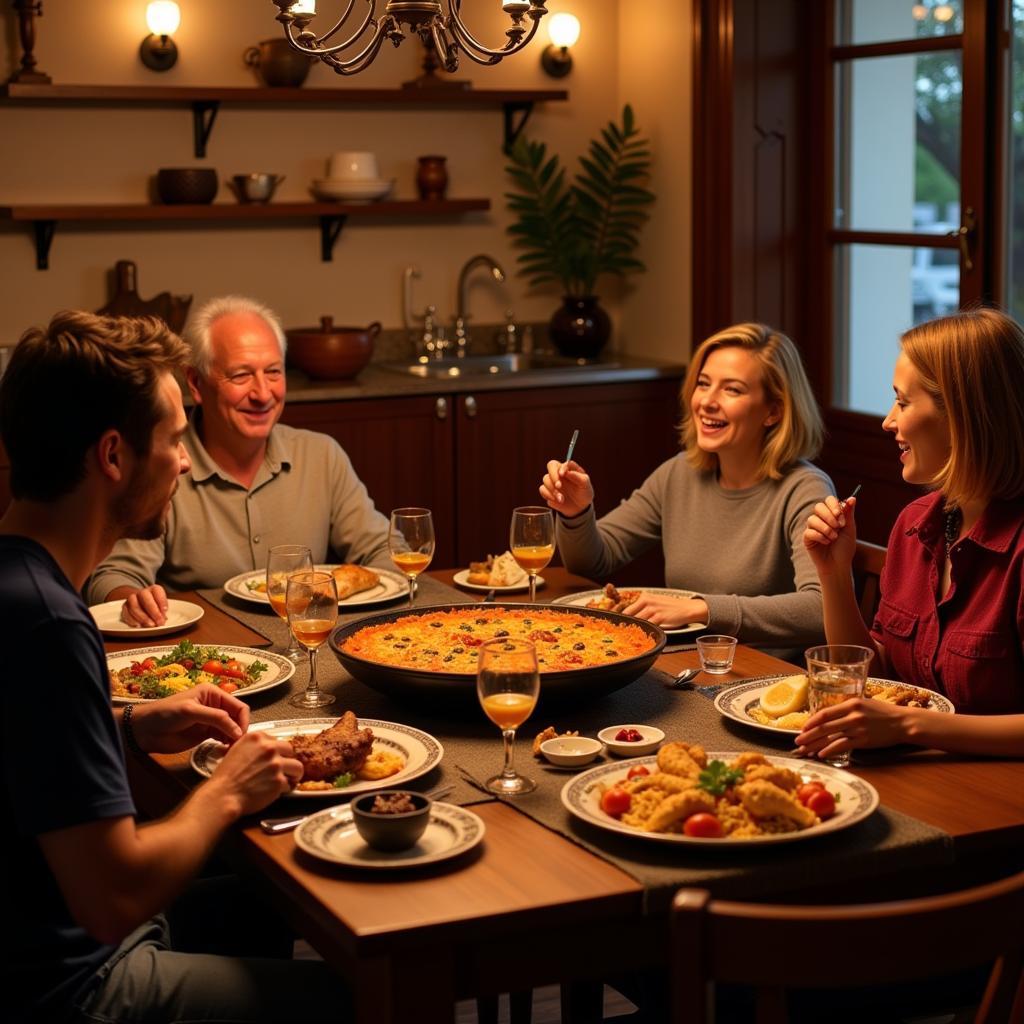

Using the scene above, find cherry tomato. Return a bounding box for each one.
[223,659,244,673]
[797,782,827,806]
[129,662,145,677]
[202,660,224,675]
[141,657,158,671]
[181,658,195,670]
[599,786,632,819]
[218,681,239,694]
[626,765,651,780]
[222,667,245,680]
[683,813,724,838]
[806,789,836,820]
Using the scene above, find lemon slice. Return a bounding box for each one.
[759,675,809,718]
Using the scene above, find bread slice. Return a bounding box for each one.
[331,564,381,599]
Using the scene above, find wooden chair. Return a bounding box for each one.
[853,538,887,623]
[670,871,1024,1024]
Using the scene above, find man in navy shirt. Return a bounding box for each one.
[0,311,344,1023]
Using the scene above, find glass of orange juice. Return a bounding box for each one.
[286,570,338,709]
[389,508,435,607]
[510,506,555,603]
[476,638,540,795]
[266,544,313,662]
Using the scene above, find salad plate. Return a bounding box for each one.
[223,565,407,609]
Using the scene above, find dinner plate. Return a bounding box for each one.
[191,717,444,797]
[223,565,407,609]
[714,675,956,738]
[551,587,707,638]
[562,752,880,846]
[90,598,204,638]
[452,569,545,594]
[294,801,484,869]
[108,644,294,705]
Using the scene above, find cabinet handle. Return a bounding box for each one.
[435,397,448,420]
[464,395,477,418]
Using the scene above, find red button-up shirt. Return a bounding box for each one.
[870,491,1024,714]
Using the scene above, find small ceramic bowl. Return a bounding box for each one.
[598,724,665,757]
[539,735,603,768]
[350,790,431,852]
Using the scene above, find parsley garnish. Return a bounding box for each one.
[332,772,355,789]
[247,659,269,681]
[697,760,744,796]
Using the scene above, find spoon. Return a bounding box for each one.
[668,666,701,689]
[259,782,456,834]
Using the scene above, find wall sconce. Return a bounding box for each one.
[540,12,580,78]
[140,1,180,72]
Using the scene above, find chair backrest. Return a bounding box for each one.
[671,871,1024,1024]
[853,538,887,623]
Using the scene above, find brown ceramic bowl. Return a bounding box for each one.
[285,316,380,380]
[156,168,218,205]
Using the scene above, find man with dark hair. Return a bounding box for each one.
[0,311,345,1023]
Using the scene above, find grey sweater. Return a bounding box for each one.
[556,455,834,651]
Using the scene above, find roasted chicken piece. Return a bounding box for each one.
[586,583,641,613]
[737,779,817,828]
[290,711,374,782]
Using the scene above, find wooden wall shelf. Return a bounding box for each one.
[0,199,491,269]
[0,83,568,155]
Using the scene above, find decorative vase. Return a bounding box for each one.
[416,155,448,200]
[548,295,612,359]
[244,39,313,88]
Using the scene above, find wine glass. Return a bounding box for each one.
[286,570,338,709]
[389,508,435,607]
[476,638,540,795]
[510,506,555,603]
[266,544,313,662]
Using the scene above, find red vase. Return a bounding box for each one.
[416,155,448,200]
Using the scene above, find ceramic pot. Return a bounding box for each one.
[416,155,448,200]
[285,316,381,380]
[155,168,218,205]
[244,38,313,88]
[548,295,612,359]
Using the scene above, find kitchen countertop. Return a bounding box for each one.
[284,354,686,403]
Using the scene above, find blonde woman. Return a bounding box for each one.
[540,323,831,653]
[801,308,1024,758]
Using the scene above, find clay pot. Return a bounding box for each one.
[244,38,313,88]
[285,317,381,380]
[548,295,612,360]
[416,155,448,200]
[155,168,218,205]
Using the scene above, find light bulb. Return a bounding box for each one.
[548,12,581,49]
[146,1,180,36]
[933,4,955,22]
[911,3,928,20]
[289,0,317,14]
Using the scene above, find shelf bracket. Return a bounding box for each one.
[502,101,535,154]
[319,214,348,261]
[32,219,56,270]
[191,101,220,158]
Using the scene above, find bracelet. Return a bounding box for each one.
[121,702,146,757]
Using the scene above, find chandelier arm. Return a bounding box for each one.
[447,12,541,61]
[284,4,378,58]
[316,0,365,45]
[429,20,460,73]
[320,19,391,74]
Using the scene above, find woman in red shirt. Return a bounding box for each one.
[800,308,1024,759]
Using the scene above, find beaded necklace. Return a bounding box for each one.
[943,505,962,558]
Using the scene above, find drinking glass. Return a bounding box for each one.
[510,506,555,603]
[696,634,738,675]
[389,508,435,607]
[287,570,338,709]
[804,644,874,767]
[476,638,540,795]
[266,544,313,662]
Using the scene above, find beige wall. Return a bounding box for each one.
[0,1,691,359]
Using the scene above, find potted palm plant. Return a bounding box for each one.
[504,105,655,358]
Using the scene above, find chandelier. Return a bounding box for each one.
[271,1,550,77]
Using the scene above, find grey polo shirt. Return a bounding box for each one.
[86,414,392,601]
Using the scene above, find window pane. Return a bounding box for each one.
[835,52,962,232]
[836,0,963,46]
[833,243,960,415]
[1009,1,1024,319]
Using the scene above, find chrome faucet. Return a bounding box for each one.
[453,254,506,357]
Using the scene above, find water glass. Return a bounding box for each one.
[696,634,738,674]
[804,644,874,767]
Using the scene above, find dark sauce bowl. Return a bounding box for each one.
[350,790,431,852]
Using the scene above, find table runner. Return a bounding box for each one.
[199,582,954,910]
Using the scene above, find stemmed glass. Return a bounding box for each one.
[476,638,540,795]
[389,508,435,607]
[286,570,338,709]
[510,506,555,603]
[266,544,313,662]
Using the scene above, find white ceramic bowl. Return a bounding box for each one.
[598,724,665,757]
[311,178,394,203]
[539,735,603,768]
[328,151,380,181]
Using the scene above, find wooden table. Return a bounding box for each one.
[117,575,1024,1023]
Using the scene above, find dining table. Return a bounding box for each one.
[107,567,1024,1024]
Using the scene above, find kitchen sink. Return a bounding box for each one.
[380,353,619,378]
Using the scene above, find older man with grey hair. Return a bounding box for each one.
[88,295,391,626]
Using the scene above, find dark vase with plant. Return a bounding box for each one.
[505,105,655,359]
